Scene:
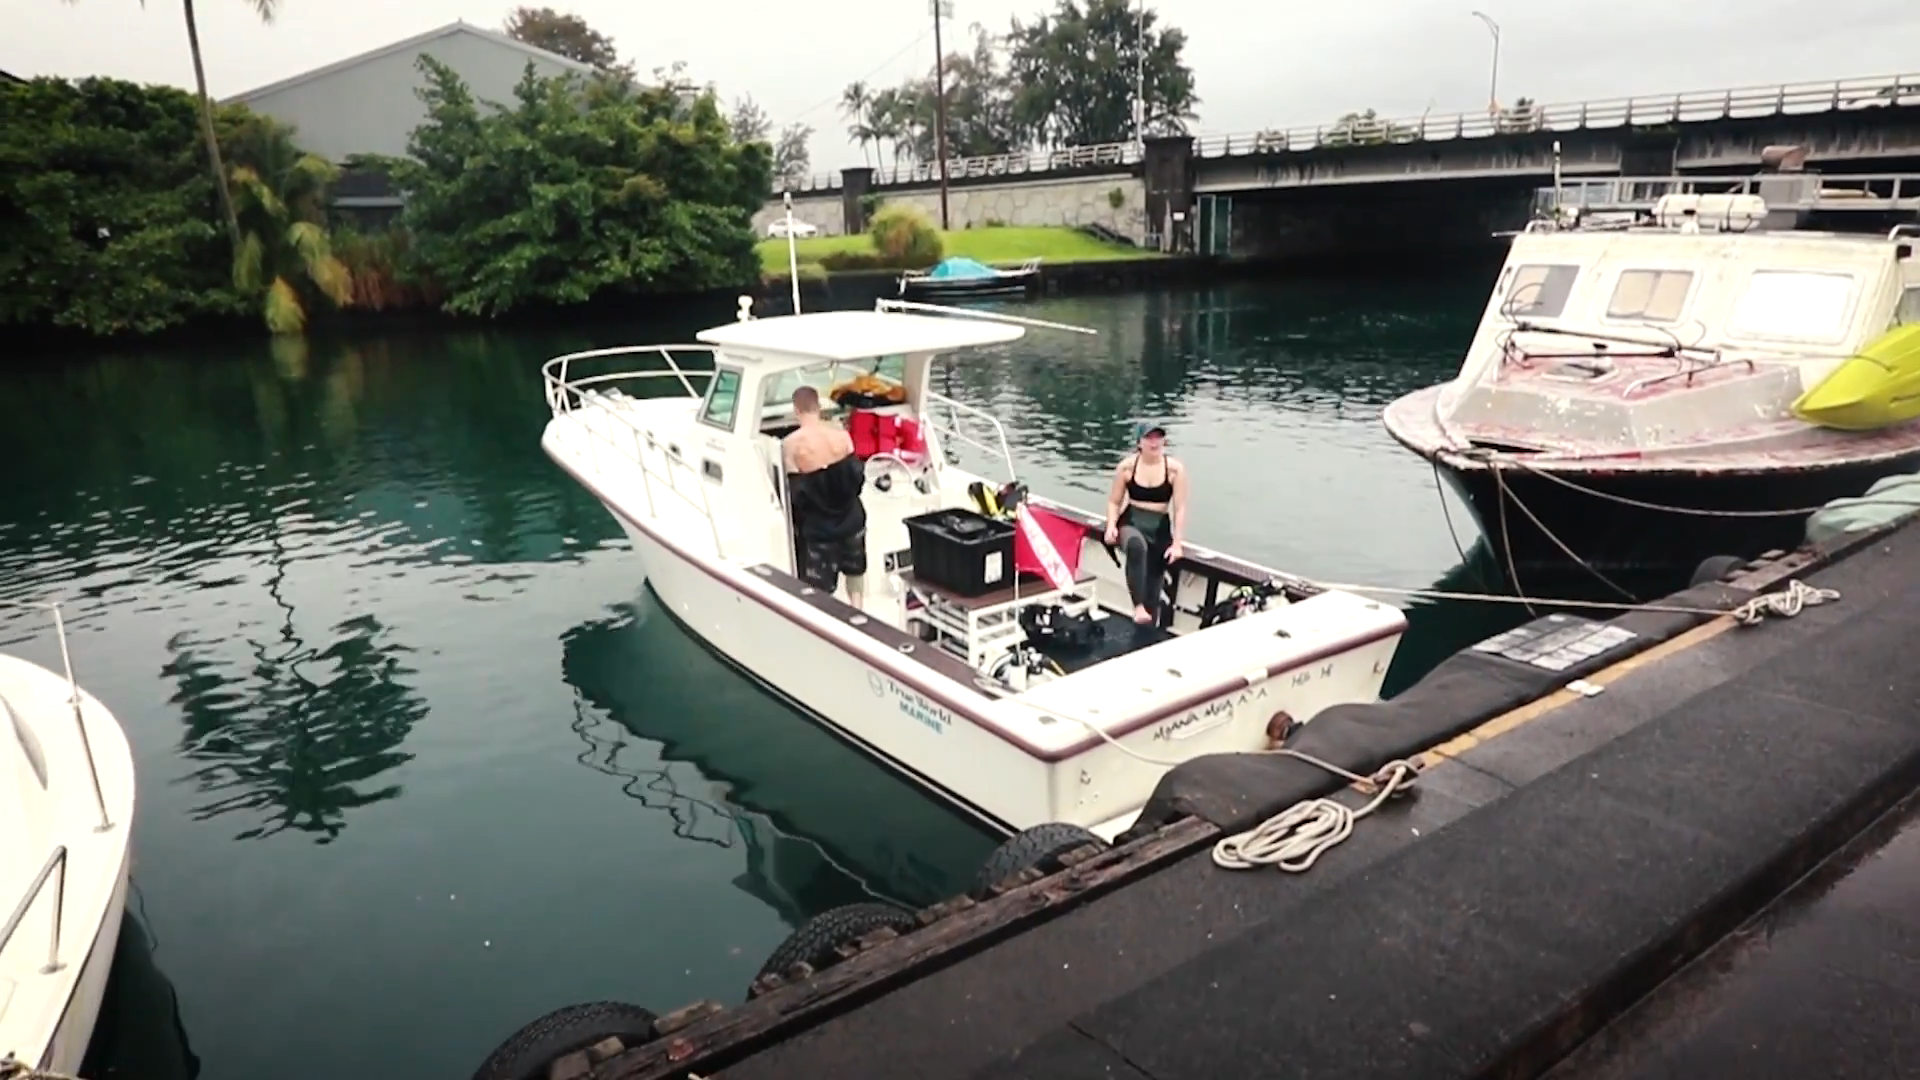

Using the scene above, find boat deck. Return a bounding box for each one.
[631,514,1920,1080]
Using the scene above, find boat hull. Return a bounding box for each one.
[1433,451,1920,577]
[40,851,129,1073]
[591,501,1398,838]
[898,274,1036,301]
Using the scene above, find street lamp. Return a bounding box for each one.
[1470,10,1501,115]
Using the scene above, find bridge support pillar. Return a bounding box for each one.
[1144,136,1196,253]
[841,167,876,234]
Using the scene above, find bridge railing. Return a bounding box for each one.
[777,71,1920,195]
[1194,73,1920,158]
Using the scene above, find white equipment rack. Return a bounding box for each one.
[902,569,1099,670]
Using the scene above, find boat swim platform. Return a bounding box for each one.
[587,511,1920,1080]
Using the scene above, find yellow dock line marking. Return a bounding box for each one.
[1416,614,1742,769]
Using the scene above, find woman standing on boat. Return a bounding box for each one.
[1103,420,1188,625]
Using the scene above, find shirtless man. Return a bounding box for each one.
[782,385,869,608]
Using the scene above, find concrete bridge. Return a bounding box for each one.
[760,71,1920,260]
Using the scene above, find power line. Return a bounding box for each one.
[780,29,934,128]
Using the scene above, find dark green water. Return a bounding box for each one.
[4,279,1569,1079]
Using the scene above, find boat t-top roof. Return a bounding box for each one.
[696,309,1027,367]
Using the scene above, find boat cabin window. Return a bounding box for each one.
[699,365,744,432]
[758,356,908,433]
[1726,270,1857,344]
[1605,269,1694,323]
[1898,286,1920,325]
[1500,263,1580,319]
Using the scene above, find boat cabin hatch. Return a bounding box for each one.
[539,299,1406,839]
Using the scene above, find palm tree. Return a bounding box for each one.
[839,80,874,166]
[63,0,278,256]
[222,112,351,334]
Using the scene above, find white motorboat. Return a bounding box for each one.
[539,295,1406,842]
[1382,164,1920,575]
[2,601,136,1075]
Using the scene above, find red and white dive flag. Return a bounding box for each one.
[1013,504,1084,591]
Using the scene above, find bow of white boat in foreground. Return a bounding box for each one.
[539,298,1406,841]
[2,601,136,1075]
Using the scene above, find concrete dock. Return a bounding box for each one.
[524,510,1920,1080]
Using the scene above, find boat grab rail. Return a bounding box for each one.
[541,346,728,558]
[0,845,69,977]
[0,599,112,835]
[541,344,718,413]
[925,391,1019,484]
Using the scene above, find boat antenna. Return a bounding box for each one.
[783,191,802,316]
[874,297,1099,335]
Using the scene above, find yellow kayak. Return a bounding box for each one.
[1793,323,1920,431]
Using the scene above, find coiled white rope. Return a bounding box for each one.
[1727,578,1840,625]
[1210,750,1421,873]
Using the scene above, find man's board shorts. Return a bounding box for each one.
[799,527,868,591]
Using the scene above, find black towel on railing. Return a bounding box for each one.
[788,454,867,540]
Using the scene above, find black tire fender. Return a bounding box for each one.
[1690,554,1747,587]
[969,822,1109,900]
[470,1000,658,1080]
[749,901,920,996]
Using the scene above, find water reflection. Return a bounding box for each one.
[80,907,202,1080]
[559,593,998,920]
[922,281,1489,477]
[160,601,427,843]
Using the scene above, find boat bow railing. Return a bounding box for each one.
[1,845,69,977]
[0,598,115,985]
[542,345,729,557]
[0,600,112,834]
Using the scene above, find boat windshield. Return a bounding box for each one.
[930,257,997,280]
[759,355,907,425]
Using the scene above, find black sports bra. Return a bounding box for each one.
[1125,455,1174,503]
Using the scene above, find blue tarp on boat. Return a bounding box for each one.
[926,257,999,280]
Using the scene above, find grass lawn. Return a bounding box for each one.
[757,225,1158,275]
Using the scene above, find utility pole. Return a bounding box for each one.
[1134,0,1147,149]
[931,0,953,229]
[1470,10,1501,118]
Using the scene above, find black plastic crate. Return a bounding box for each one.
[903,509,1016,597]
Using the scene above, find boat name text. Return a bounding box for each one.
[1152,684,1273,743]
[868,671,953,735]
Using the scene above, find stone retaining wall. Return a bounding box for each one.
[753,174,1146,243]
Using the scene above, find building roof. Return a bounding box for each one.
[696,310,1027,365]
[0,69,24,84]
[220,19,598,104]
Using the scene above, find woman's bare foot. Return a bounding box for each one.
[1132,605,1153,624]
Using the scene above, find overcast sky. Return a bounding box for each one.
[7,0,1918,173]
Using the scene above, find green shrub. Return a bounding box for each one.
[868,204,943,268]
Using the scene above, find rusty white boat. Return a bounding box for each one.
[539,286,1406,842]
[1383,160,1920,575]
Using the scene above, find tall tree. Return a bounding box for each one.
[61,0,270,263]
[839,80,876,166]
[728,94,771,145]
[503,6,620,70]
[1004,0,1197,147]
[773,122,813,188]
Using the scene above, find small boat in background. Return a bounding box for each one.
[898,256,1041,301]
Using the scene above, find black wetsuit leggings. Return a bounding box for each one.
[1117,506,1171,612]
